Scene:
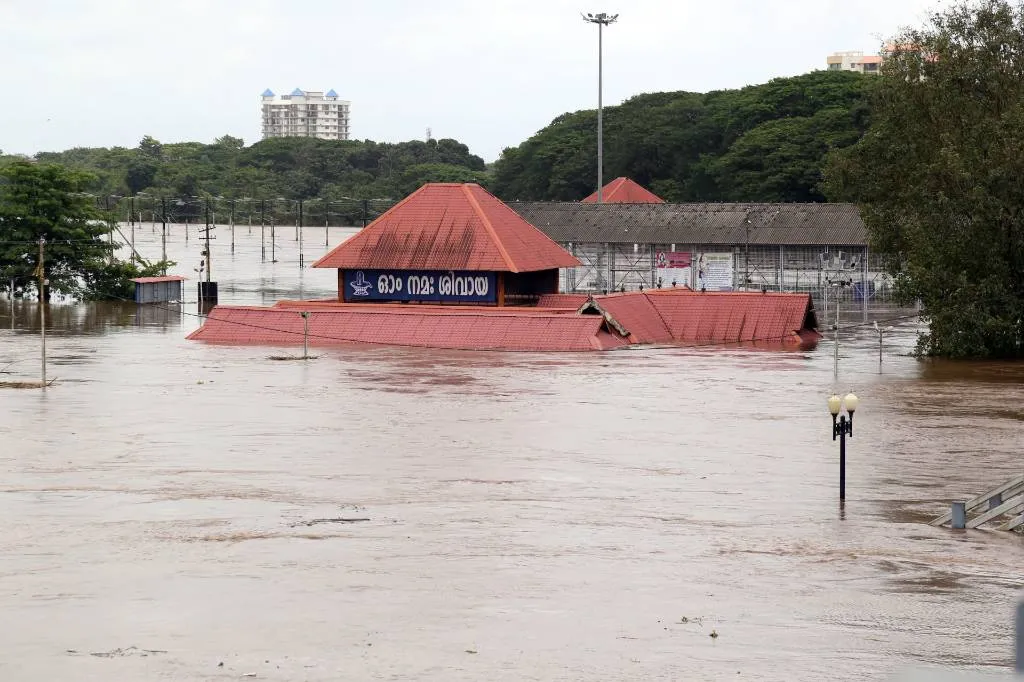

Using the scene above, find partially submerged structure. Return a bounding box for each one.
[188,183,820,352]
[131,275,185,304]
[512,200,873,294]
[311,182,579,306]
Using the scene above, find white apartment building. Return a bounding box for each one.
[826,51,883,74]
[260,88,351,140]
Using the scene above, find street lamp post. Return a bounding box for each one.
[582,11,618,204]
[828,392,859,502]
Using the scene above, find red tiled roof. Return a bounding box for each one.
[582,177,665,204]
[187,289,819,352]
[312,183,581,273]
[587,293,673,344]
[131,275,186,284]
[188,305,629,351]
[642,289,817,345]
[536,293,590,309]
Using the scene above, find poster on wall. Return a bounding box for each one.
[695,253,734,291]
[655,251,692,288]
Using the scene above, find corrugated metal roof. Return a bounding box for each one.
[131,275,187,283]
[582,177,665,204]
[313,183,581,273]
[510,201,867,246]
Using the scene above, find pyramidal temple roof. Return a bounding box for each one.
[312,183,581,273]
[582,177,665,204]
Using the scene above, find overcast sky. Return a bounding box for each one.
[1,0,945,162]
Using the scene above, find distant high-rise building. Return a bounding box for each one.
[260,88,350,140]
[826,51,883,74]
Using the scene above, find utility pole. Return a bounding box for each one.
[161,198,167,274]
[129,196,136,265]
[362,199,368,228]
[204,199,212,283]
[197,198,219,310]
[301,311,310,359]
[834,289,840,381]
[271,203,276,263]
[298,199,304,267]
[827,275,852,382]
[260,199,266,262]
[325,200,329,247]
[37,238,46,389]
[582,12,618,203]
[230,199,235,253]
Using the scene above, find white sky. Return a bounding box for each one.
[0,0,945,161]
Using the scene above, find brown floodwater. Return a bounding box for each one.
[1,224,1023,681]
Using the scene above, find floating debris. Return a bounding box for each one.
[290,517,370,527]
[85,646,167,658]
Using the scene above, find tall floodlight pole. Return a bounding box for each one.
[582,12,618,204]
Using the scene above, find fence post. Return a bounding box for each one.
[1015,601,1024,673]
[862,246,869,322]
[951,501,967,529]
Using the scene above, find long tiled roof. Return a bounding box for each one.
[510,201,867,246]
[582,177,665,204]
[187,305,628,351]
[578,289,817,345]
[313,183,581,272]
[188,288,819,351]
[642,289,818,344]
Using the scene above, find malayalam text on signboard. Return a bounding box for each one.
[342,269,497,303]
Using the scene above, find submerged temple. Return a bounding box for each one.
[188,183,821,352]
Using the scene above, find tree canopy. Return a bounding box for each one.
[491,70,877,202]
[0,162,165,300]
[28,136,487,202]
[825,0,1024,358]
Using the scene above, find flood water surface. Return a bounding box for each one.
[0,226,1022,681]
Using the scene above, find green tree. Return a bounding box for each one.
[490,71,874,202]
[395,163,490,196]
[0,162,117,299]
[825,0,1024,358]
[125,158,157,194]
[29,134,491,204]
[138,135,164,160]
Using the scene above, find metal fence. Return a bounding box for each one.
[98,195,398,230]
[559,242,912,320]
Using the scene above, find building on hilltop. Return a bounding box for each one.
[826,51,883,74]
[260,88,350,141]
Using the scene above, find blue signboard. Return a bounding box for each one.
[342,269,497,303]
